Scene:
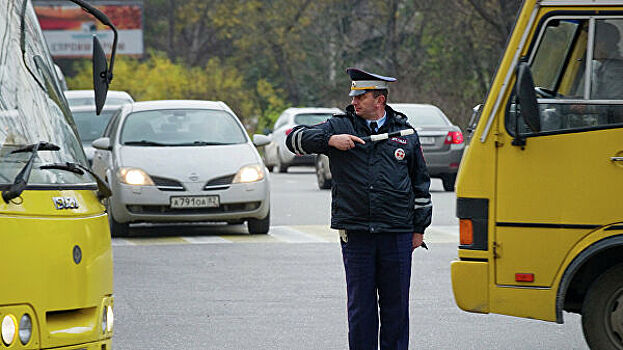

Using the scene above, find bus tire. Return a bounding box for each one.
[581,263,623,350]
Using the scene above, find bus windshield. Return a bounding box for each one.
[0,1,91,187]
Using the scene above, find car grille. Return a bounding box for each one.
[126,201,260,215]
[204,174,235,190]
[151,176,185,191]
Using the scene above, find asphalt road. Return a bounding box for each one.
[111,167,589,349]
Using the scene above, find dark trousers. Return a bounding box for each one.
[340,231,413,350]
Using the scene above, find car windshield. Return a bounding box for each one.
[393,105,449,127]
[120,109,248,146]
[72,110,117,143]
[67,97,131,108]
[294,113,333,125]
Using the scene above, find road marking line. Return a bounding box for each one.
[181,236,232,244]
[220,234,281,243]
[291,225,339,243]
[269,226,330,243]
[124,236,188,246]
[111,225,459,246]
[111,238,136,246]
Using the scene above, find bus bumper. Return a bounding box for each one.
[51,339,111,349]
[451,260,489,314]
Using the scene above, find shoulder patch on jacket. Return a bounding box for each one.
[390,137,408,145]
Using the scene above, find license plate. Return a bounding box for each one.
[170,196,219,209]
[420,136,435,145]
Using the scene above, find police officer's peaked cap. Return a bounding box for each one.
[346,68,397,97]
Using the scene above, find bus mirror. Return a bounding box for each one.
[516,61,541,133]
[67,0,118,116]
[93,36,108,115]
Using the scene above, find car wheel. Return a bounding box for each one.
[262,154,274,172]
[276,153,288,173]
[316,157,331,189]
[581,263,623,350]
[442,174,456,192]
[109,213,130,237]
[248,211,270,234]
[106,201,129,237]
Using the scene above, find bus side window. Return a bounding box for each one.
[507,18,623,135]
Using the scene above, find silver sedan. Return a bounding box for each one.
[264,107,342,172]
[91,100,271,236]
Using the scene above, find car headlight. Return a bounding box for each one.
[118,167,155,186]
[18,314,32,345]
[232,164,265,183]
[1,314,17,346]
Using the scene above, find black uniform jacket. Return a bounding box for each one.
[285,104,432,234]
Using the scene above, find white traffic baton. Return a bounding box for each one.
[361,128,414,142]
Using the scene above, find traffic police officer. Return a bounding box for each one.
[286,68,432,350]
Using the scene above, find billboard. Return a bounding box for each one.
[34,1,143,58]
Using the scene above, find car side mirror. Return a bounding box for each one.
[516,61,541,133]
[253,134,271,147]
[92,137,112,151]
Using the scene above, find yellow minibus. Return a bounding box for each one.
[452,1,623,349]
[0,0,117,348]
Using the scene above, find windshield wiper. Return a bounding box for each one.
[2,142,61,203]
[124,140,168,146]
[39,162,112,200]
[170,141,233,146]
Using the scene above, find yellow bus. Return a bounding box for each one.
[0,0,118,348]
[452,1,623,349]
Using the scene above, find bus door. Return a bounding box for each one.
[495,16,623,287]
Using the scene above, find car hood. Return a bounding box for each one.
[117,143,261,182]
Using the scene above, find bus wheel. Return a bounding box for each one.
[582,263,623,350]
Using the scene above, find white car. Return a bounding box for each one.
[65,89,134,108]
[90,100,271,236]
[263,107,342,172]
[70,104,122,165]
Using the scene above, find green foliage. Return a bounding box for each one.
[255,79,290,131]
[66,0,521,130]
[68,52,289,131]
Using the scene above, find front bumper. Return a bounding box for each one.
[109,179,270,224]
[49,339,112,349]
